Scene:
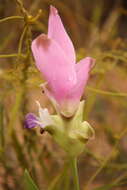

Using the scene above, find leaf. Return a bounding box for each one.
[24,169,39,190]
[93,183,118,190]
[0,103,4,148]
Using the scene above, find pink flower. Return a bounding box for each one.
[31,6,95,117]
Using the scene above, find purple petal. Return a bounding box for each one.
[24,113,38,129]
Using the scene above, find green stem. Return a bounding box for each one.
[0,16,23,23]
[0,53,25,59]
[47,161,69,190]
[87,86,127,97]
[71,157,80,190]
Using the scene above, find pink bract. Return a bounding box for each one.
[31,5,95,117]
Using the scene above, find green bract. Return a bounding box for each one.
[45,101,95,157]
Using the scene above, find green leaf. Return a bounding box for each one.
[24,169,39,190]
[0,103,4,148]
[93,183,118,190]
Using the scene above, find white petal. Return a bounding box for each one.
[36,101,53,128]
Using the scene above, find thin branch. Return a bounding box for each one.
[18,25,28,55]
[0,16,23,23]
[15,0,28,16]
[87,86,127,97]
[0,53,25,58]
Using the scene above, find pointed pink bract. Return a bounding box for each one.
[31,34,77,102]
[75,57,95,99]
[31,6,95,117]
[48,5,76,64]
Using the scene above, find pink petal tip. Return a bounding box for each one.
[50,5,58,15]
[85,57,96,70]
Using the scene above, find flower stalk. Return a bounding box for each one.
[71,157,80,190]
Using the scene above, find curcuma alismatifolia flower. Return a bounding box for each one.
[31,5,95,117]
[25,6,95,156]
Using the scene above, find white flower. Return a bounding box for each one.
[35,101,53,128]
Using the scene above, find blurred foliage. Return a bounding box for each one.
[0,0,127,189]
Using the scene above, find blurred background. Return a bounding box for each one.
[0,0,127,189]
